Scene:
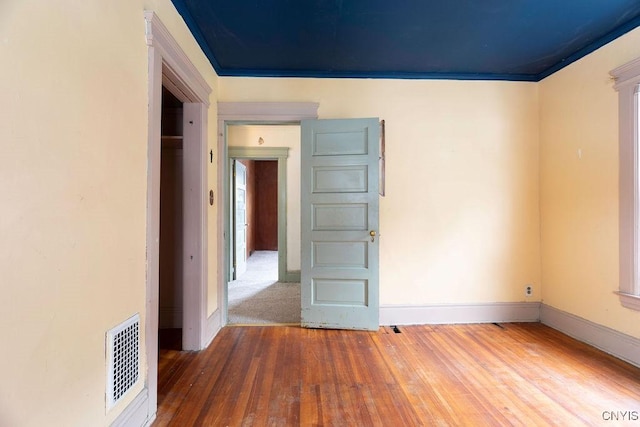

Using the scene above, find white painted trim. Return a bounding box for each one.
[611,57,640,310]
[144,11,211,105]
[616,291,640,310]
[142,11,213,426]
[218,102,319,122]
[379,302,541,325]
[204,308,222,348]
[612,56,640,91]
[380,303,640,368]
[110,388,152,427]
[540,304,640,368]
[143,19,162,422]
[217,102,319,326]
[181,102,208,351]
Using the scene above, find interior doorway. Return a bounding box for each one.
[228,159,296,324]
[233,159,278,279]
[158,87,184,350]
[145,12,212,421]
[153,79,209,353]
[226,124,301,324]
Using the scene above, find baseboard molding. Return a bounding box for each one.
[110,387,152,427]
[204,308,222,348]
[380,302,541,326]
[540,304,640,368]
[113,310,222,426]
[283,270,301,283]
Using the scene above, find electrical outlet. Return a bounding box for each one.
[525,285,533,297]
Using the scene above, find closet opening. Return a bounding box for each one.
[158,87,184,350]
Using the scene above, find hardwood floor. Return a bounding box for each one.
[154,323,640,426]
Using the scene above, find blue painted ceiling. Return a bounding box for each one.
[171,0,640,81]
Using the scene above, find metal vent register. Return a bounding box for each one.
[106,313,140,409]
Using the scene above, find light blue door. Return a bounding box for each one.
[301,118,380,330]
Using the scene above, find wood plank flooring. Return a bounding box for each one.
[154,323,640,426]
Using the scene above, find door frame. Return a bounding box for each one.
[144,11,211,420]
[232,159,249,279]
[228,147,290,283]
[217,103,319,325]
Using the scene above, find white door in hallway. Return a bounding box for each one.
[234,160,248,278]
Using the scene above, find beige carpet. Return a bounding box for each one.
[228,251,301,324]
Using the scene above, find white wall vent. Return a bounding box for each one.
[106,313,140,409]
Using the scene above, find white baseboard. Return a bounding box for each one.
[112,303,638,427]
[380,302,639,368]
[114,311,220,426]
[204,308,222,348]
[111,388,152,427]
[540,304,640,368]
[380,302,541,325]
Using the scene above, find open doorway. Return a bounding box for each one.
[158,87,184,350]
[226,125,301,324]
[229,159,298,323]
[145,13,212,421]
[233,159,278,278]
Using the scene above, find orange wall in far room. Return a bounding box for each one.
[254,161,278,250]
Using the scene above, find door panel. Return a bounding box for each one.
[313,165,369,193]
[301,118,379,330]
[312,204,368,230]
[313,241,368,269]
[313,130,368,155]
[312,279,368,306]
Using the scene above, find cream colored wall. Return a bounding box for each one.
[228,125,302,271]
[0,1,218,426]
[539,28,640,338]
[220,78,541,305]
[4,0,636,423]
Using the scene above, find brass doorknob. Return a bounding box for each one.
[370,230,376,242]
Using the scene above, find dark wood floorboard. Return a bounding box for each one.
[153,323,640,426]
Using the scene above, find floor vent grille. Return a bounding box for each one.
[106,313,140,409]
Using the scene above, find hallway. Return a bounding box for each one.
[228,251,300,324]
